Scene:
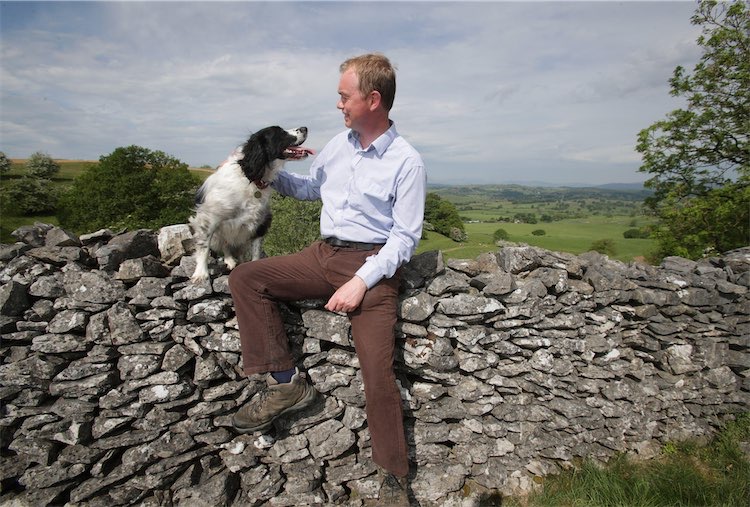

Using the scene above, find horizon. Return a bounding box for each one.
[1,1,701,186]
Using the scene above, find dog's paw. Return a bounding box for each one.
[224,257,238,270]
[190,269,210,284]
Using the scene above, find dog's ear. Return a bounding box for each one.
[238,131,271,182]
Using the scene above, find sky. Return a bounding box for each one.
[0,0,703,186]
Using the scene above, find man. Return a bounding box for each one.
[229,53,426,505]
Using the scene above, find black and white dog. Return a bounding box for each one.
[189,126,312,282]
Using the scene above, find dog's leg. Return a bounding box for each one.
[190,214,217,283]
[249,237,263,261]
[192,246,211,282]
[191,241,212,282]
[247,211,272,262]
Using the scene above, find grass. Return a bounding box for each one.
[417,217,657,264]
[503,414,750,507]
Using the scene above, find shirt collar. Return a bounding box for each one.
[348,120,398,156]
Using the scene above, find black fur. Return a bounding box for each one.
[194,184,206,206]
[255,210,273,238]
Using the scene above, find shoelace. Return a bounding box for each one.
[253,387,274,411]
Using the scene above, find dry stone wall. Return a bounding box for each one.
[1,222,748,506]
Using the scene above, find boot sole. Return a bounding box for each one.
[232,386,318,434]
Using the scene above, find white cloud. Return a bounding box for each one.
[0,0,702,184]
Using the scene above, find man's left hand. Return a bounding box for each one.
[325,276,367,313]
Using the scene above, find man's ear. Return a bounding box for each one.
[368,90,382,111]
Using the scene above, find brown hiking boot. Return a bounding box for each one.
[232,368,317,433]
[378,468,410,506]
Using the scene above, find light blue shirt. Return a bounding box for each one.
[273,122,427,289]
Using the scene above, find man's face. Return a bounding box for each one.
[337,69,371,131]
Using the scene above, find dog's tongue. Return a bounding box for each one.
[284,146,315,160]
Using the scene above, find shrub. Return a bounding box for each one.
[493,228,510,242]
[0,152,10,176]
[57,146,200,233]
[0,177,59,215]
[424,193,464,239]
[623,228,651,239]
[590,238,617,256]
[531,229,546,236]
[264,195,322,256]
[25,152,60,179]
[449,227,468,242]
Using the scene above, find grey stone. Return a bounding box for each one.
[476,270,516,296]
[11,223,52,246]
[0,280,30,316]
[0,241,31,261]
[26,245,87,265]
[116,255,169,282]
[46,309,88,333]
[427,269,471,296]
[106,301,145,345]
[63,269,126,304]
[31,333,91,354]
[45,226,80,247]
[157,223,194,265]
[28,273,65,298]
[305,419,355,461]
[398,291,436,322]
[95,229,159,271]
[438,293,503,317]
[302,309,351,346]
[187,299,231,322]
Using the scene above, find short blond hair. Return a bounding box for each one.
[340,53,396,111]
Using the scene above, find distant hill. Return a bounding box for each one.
[593,182,648,191]
[426,183,652,203]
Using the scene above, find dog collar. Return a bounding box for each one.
[253,179,269,190]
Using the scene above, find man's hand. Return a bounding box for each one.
[325,276,367,313]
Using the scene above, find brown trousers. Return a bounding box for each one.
[228,240,409,477]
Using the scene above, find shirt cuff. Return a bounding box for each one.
[355,259,383,290]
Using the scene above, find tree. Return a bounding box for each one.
[57,146,200,233]
[25,151,60,179]
[424,193,465,240]
[0,152,10,176]
[513,212,537,224]
[636,0,749,259]
[264,194,322,256]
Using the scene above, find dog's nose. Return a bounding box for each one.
[300,127,308,135]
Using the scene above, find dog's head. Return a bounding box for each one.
[238,126,310,182]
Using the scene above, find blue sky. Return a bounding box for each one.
[1,1,702,185]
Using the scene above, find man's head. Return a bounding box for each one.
[339,53,396,112]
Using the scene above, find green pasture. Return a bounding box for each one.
[418,216,657,263]
[418,188,657,263]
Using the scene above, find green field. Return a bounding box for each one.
[418,216,656,263]
[418,185,657,263]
